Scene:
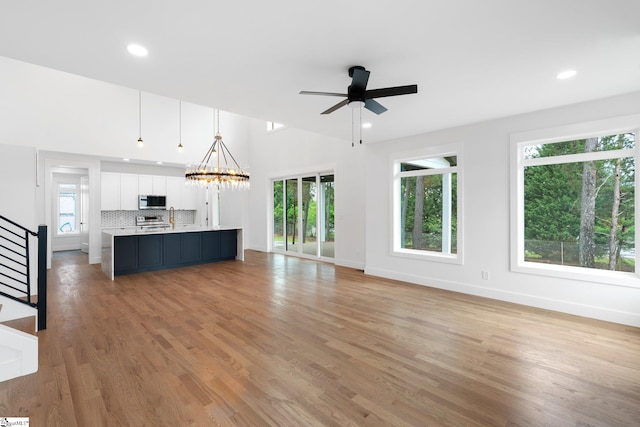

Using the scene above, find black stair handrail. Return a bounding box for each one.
[0,215,47,330]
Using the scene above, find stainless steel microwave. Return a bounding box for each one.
[138,195,166,210]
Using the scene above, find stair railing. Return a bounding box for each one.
[0,215,47,330]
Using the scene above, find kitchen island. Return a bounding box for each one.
[102,226,243,280]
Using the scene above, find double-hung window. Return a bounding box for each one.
[392,145,462,263]
[511,115,639,285]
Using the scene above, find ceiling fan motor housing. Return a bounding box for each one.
[347,66,368,103]
[348,65,366,77]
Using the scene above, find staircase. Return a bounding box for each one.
[0,305,37,382]
[0,215,47,382]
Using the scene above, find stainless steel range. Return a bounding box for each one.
[136,215,169,230]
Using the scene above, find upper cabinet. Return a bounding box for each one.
[138,175,152,194]
[166,177,183,209]
[120,174,139,210]
[138,174,166,195]
[101,172,120,210]
[102,172,182,211]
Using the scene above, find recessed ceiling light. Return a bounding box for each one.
[156,161,163,165]
[127,44,148,57]
[556,69,577,80]
[123,158,130,162]
[362,122,372,129]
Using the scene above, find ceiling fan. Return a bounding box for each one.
[299,65,418,115]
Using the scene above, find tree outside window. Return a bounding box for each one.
[394,153,460,260]
[521,133,635,272]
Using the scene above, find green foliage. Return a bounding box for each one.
[524,134,635,269]
[401,172,457,251]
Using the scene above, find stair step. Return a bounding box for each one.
[0,316,36,336]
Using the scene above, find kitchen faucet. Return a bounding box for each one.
[169,206,175,229]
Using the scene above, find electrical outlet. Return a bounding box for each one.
[482,270,489,280]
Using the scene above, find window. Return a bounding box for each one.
[57,183,79,235]
[512,115,640,285]
[272,173,334,259]
[267,121,285,131]
[392,146,461,263]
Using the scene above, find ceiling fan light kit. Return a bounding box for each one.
[300,65,418,145]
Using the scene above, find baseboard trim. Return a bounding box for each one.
[364,266,640,327]
[335,259,365,270]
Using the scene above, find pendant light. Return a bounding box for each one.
[137,90,143,148]
[177,100,184,153]
[185,109,250,190]
[350,101,363,147]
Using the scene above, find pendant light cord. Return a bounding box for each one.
[139,90,142,138]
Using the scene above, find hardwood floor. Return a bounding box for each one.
[0,250,639,426]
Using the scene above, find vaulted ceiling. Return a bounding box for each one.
[1,1,639,143]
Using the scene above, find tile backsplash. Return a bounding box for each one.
[101,210,196,228]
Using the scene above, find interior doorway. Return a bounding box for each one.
[51,169,89,253]
[42,152,101,269]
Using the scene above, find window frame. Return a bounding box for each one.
[266,121,285,132]
[510,114,640,287]
[56,181,80,236]
[390,144,463,264]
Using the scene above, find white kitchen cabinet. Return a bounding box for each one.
[101,172,120,210]
[166,176,183,209]
[139,174,166,195]
[120,173,139,210]
[138,174,153,194]
[152,175,167,195]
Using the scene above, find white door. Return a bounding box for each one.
[80,175,90,254]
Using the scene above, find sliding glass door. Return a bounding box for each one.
[319,174,334,258]
[272,173,334,260]
[285,178,298,253]
[301,176,317,256]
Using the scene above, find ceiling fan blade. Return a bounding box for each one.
[365,84,418,99]
[350,67,370,95]
[321,99,349,115]
[364,99,387,115]
[300,90,347,97]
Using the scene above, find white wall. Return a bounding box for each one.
[217,111,252,229]
[0,145,36,228]
[0,56,250,264]
[247,122,366,269]
[364,91,640,327]
[0,56,223,165]
[0,144,38,296]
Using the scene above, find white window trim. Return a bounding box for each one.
[266,121,286,133]
[510,113,640,288]
[390,143,464,265]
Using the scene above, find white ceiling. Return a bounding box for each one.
[1,1,639,143]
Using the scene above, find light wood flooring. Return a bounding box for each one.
[0,250,639,426]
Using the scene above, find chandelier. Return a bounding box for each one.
[185,109,250,190]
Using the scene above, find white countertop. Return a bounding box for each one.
[102,225,241,237]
